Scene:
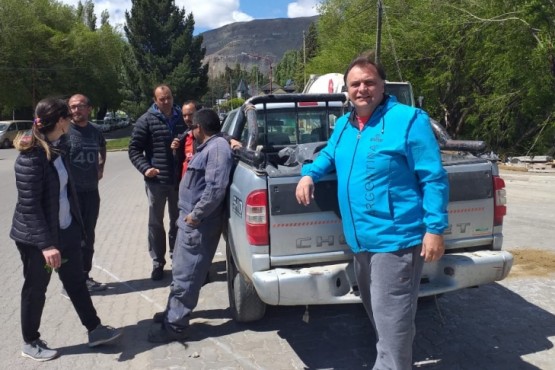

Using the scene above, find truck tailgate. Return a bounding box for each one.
[443,159,499,249]
[267,175,350,265]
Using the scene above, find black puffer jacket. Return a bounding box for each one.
[128,105,186,187]
[10,143,84,250]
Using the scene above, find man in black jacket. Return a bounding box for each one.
[129,84,186,280]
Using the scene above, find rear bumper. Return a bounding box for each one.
[419,250,513,296]
[251,250,513,305]
[252,261,359,305]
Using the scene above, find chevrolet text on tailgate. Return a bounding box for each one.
[222,92,513,322]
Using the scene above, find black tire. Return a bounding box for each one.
[226,241,266,322]
[2,139,10,149]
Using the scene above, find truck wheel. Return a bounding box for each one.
[226,243,266,322]
[2,138,10,148]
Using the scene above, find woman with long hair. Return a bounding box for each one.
[10,97,122,362]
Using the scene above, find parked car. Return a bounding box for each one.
[0,120,33,148]
[219,112,227,123]
[104,111,130,130]
[90,119,111,133]
[104,112,116,126]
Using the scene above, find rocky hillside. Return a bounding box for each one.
[201,16,318,78]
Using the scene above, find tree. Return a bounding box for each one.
[308,0,374,76]
[275,50,300,87]
[311,0,555,156]
[66,22,125,119]
[0,0,75,113]
[305,21,320,61]
[219,97,244,112]
[100,10,110,27]
[273,21,320,92]
[206,62,262,108]
[76,0,97,31]
[296,21,320,90]
[123,0,208,109]
[0,0,124,118]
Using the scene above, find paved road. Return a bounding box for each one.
[0,149,554,369]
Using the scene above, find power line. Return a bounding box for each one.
[382,2,403,81]
[0,66,86,71]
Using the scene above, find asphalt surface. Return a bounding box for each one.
[0,146,554,370]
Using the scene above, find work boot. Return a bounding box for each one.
[147,323,187,343]
[151,266,164,281]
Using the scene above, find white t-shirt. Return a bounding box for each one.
[53,156,72,229]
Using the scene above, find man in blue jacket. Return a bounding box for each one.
[147,108,233,343]
[296,51,449,370]
[129,84,186,280]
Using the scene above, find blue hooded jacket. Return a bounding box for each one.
[301,95,449,253]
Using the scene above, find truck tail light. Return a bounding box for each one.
[493,175,507,226]
[246,190,269,245]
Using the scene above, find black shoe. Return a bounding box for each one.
[152,311,166,323]
[147,323,187,343]
[151,266,164,281]
[88,325,123,348]
[86,277,107,292]
[203,272,210,286]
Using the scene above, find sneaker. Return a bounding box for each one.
[88,325,122,348]
[152,311,166,323]
[147,323,187,343]
[21,339,58,361]
[86,277,107,292]
[151,266,164,281]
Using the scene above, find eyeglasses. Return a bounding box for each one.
[69,104,88,111]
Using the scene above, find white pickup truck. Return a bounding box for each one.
[222,92,513,322]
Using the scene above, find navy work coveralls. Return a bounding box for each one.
[164,135,233,332]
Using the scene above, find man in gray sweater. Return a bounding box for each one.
[67,94,107,292]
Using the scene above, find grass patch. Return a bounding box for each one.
[106,137,130,151]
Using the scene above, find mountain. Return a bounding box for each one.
[200,16,318,78]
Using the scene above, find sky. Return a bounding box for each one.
[59,0,322,33]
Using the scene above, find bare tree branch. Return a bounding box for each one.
[447,5,543,45]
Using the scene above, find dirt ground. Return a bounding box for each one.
[507,248,555,278]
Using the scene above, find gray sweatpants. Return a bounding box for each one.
[145,182,179,268]
[353,245,424,370]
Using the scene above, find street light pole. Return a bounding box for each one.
[241,52,273,94]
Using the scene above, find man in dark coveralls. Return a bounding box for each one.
[148,108,233,343]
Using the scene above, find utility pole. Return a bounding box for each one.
[241,52,273,94]
[303,30,307,86]
[269,64,273,93]
[375,0,383,64]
